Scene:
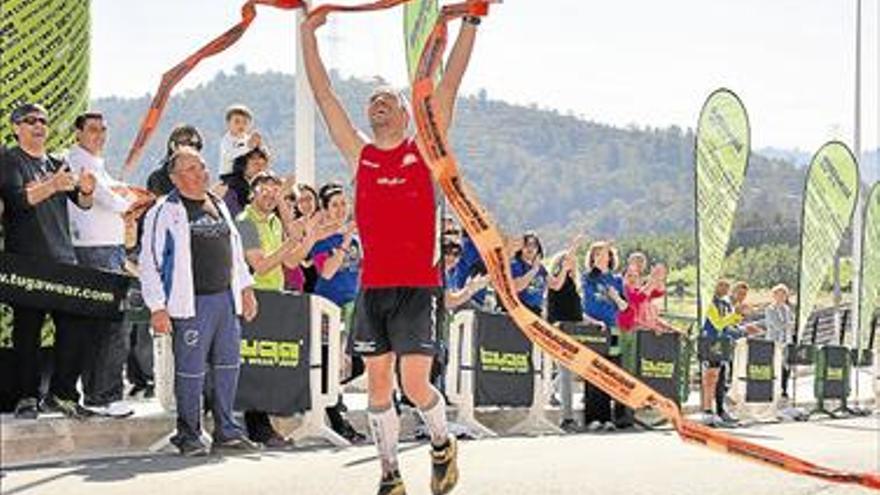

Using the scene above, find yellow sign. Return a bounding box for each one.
[241,339,302,368]
[479,346,529,373]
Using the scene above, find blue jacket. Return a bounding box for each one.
[581,269,625,329]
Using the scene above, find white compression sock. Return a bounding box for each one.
[418,391,449,448]
[367,405,400,474]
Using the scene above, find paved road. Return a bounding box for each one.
[2,416,878,495]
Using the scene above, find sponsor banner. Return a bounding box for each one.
[785,343,817,366]
[695,89,750,326]
[0,252,130,320]
[559,321,609,356]
[635,331,680,404]
[1,0,90,149]
[235,291,311,414]
[815,345,849,401]
[796,142,859,338]
[404,0,441,83]
[473,312,533,408]
[744,339,774,403]
[859,184,880,353]
[697,336,733,363]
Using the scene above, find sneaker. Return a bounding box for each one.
[718,411,739,426]
[339,421,368,444]
[262,434,293,449]
[702,412,720,427]
[378,470,406,495]
[89,401,134,418]
[430,435,459,495]
[43,396,95,420]
[143,386,155,399]
[601,421,617,432]
[212,435,262,454]
[171,436,209,457]
[13,397,39,420]
[585,420,602,432]
[128,385,146,398]
[559,418,579,433]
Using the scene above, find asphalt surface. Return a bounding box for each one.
[2,416,878,495]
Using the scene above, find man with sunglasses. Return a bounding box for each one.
[146,125,204,197]
[0,103,97,419]
[302,10,481,495]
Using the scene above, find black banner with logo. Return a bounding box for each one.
[473,311,534,408]
[0,252,131,320]
[559,321,609,355]
[634,331,680,404]
[744,339,775,403]
[235,291,311,415]
[786,343,816,366]
[697,336,733,363]
[815,345,848,400]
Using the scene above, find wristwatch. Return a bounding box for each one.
[463,15,481,26]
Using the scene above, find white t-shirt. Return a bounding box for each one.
[218,131,251,176]
[66,144,133,247]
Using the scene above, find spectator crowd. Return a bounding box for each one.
[0,99,798,455]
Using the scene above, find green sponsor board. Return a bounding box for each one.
[859,183,880,347]
[695,89,750,325]
[403,0,440,83]
[240,338,303,368]
[747,364,773,381]
[479,346,530,373]
[640,358,675,380]
[796,142,859,337]
[1,0,90,148]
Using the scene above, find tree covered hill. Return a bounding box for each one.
[94,66,807,251]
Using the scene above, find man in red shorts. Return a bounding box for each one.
[301,9,481,495]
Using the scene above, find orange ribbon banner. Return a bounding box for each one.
[125,0,880,489]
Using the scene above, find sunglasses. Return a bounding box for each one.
[18,115,48,126]
[174,138,202,150]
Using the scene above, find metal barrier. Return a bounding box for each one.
[445,309,559,437]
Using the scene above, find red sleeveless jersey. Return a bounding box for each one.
[355,138,441,288]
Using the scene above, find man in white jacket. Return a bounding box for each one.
[139,145,259,456]
[67,111,149,418]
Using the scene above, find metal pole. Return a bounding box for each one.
[295,4,317,187]
[850,0,863,408]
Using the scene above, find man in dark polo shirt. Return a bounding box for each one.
[139,146,259,456]
[0,103,97,419]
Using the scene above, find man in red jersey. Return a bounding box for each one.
[302,9,481,495]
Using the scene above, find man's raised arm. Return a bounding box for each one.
[434,17,479,133]
[301,13,365,170]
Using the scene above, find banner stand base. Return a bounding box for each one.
[289,410,350,447]
[808,399,838,419]
[451,405,497,439]
[507,410,563,436]
[508,350,562,436]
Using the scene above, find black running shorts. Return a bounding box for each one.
[350,287,443,356]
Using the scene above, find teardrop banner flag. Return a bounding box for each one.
[796,142,860,339]
[694,89,751,328]
[859,183,880,353]
[404,0,441,83]
[0,0,90,149]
